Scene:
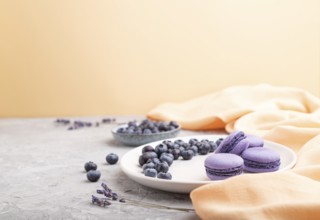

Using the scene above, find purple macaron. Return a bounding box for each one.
[204,153,244,180]
[215,131,249,155]
[246,134,264,148]
[241,147,281,173]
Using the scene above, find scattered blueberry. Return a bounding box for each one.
[160,153,174,166]
[181,149,194,160]
[139,152,158,166]
[87,170,101,182]
[209,141,218,152]
[157,172,172,180]
[216,138,224,146]
[84,161,98,172]
[144,168,158,177]
[141,145,155,154]
[142,162,156,170]
[188,145,198,156]
[198,142,210,155]
[106,153,119,165]
[146,157,161,165]
[155,143,168,156]
[169,148,181,160]
[155,161,169,173]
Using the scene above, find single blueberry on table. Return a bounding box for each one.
[84,161,97,172]
[87,170,101,182]
[106,153,119,165]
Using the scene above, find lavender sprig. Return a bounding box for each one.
[91,182,194,212]
[55,118,117,130]
[92,195,111,207]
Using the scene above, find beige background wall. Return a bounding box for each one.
[1,0,319,117]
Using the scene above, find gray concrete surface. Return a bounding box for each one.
[0,116,224,220]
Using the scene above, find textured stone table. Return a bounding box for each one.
[0,116,225,220]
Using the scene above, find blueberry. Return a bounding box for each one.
[188,145,198,156]
[157,172,172,180]
[117,127,126,133]
[169,148,181,160]
[106,153,119,165]
[216,138,224,146]
[143,128,152,134]
[84,161,97,172]
[154,143,168,156]
[144,168,157,178]
[174,139,184,146]
[146,157,161,165]
[189,138,199,145]
[139,151,158,166]
[181,149,194,160]
[160,153,174,166]
[151,127,159,133]
[142,162,156,170]
[198,142,210,155]
[169,121,179,128]
[155,161,169,173]
[208,141,218,152]
[87,170,101,182]
[163,141,174,149]
[142,145,155,154]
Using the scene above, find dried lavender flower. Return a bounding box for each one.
[92,195,111,207]
[112,192,118,201]
[101,182,110,191]
[96,189,104,194]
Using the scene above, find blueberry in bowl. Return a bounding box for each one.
[111,119,181,146]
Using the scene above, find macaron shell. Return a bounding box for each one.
[215,131,247,155]
[204,153,244,180]
[246,134,264,148]
[229,138,249,155]
[242,147,281,173]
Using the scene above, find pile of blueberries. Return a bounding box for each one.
[139,137,224,180]
[116,119,179,135]
[85,153,119,182]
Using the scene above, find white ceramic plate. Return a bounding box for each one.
[120,135,297,194]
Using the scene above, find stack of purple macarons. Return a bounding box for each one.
[204,131,281,180]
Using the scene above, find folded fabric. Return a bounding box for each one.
[147,84,320,220]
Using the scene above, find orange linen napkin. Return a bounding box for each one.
[147,84,320,220]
